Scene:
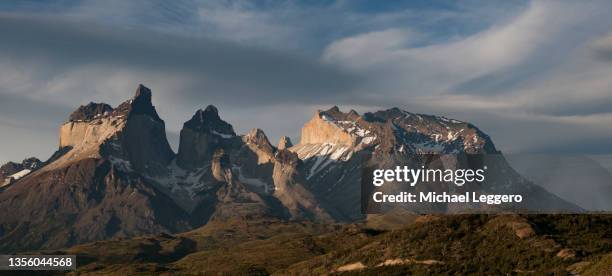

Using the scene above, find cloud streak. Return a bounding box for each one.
[321,0,612,153]
[0,0,611,162]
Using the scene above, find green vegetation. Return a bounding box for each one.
[45,215,611,275]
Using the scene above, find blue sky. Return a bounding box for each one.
[1,0,612,163]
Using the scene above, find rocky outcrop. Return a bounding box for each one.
[242,128,276,164]
[300,107,359,146]
[177,106,237,169]
[68,102,113,122]
[278,136,293,150]
[211,149,232,183]
[272,149,332,221]
[55,84,174,175]
[0,85,182,251]
[0,157,43,188]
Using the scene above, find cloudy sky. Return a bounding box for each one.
[1,0,612,163]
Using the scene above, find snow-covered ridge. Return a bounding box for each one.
[291,143,354,180]
[320,113,377,146]
[306,107,495,156]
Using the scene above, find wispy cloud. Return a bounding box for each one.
[0,0,611,162]
[321,0,612,153]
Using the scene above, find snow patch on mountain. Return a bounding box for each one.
[1,169,32,188]
[233,165,273,193]
[291,143,354,180]
[211,130,234,139]
[150,160,210,199]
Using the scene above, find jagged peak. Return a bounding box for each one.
[134,84,152,100]
[192,107,219,122]
[318,106,361,123]
[203,105,219,116]
[244,128,275,152]
[326,106,341,113]
[183,105,235,136]
[302,105,498,153]
[68,102,113,122]
[245,128,269,141]
[65,85,162,123]
[364,107,410,122]
[278,136,293,150]
[194,105,220,122]
[124,84,160,120]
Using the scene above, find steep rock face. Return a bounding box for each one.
[278,136,293,150]
[243,128,276,161]
[55,84,174,175]
[177,106,237,169]
[211,149,232,183]
[272,150,332,221]
[0,85,186,252]
[232,128,277,193]
[300,107,359,146]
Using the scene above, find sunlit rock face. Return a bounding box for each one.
[55,84,174,175]
[176,105,237,170]
[277,136,293,150]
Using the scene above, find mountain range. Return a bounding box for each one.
[0,85,581,252]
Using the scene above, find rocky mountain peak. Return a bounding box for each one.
[134,83,151,98]
[244,128,274,152]
[298,106,497,154]
[131,84,153,111]
[177,107,237,169]
[366,108,498,154]
[111,84,162,121]
[68,102,113,122]
[203,104,219,117]
[278,136,293,150]
[327,105,341,113]
[183,105,235,136]
[299,107,366,146]
[54,85,174,175]
[321,106,360,122]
